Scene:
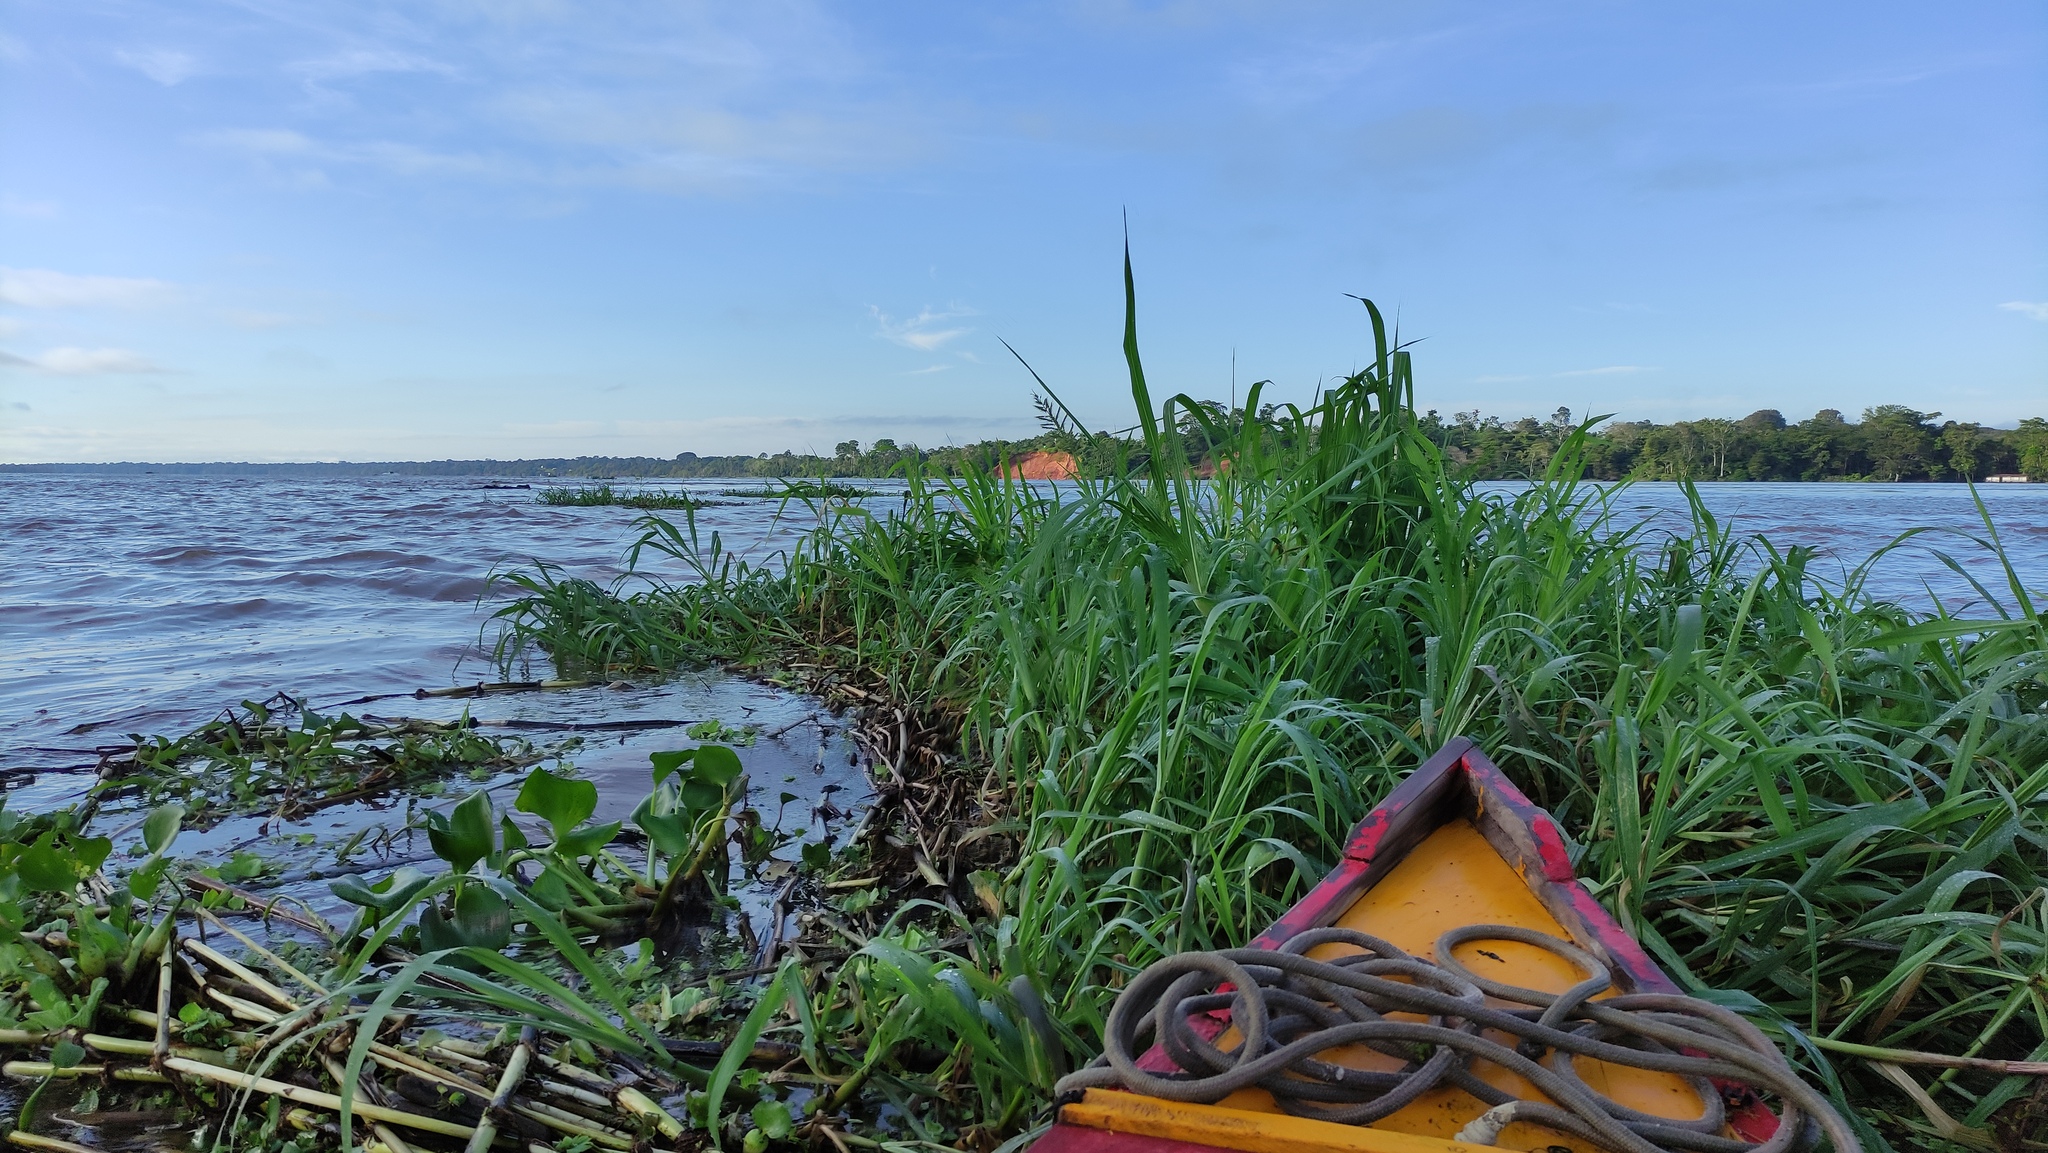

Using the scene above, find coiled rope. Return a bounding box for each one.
[1056,925,1857,1153]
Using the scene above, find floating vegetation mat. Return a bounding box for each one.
[538,485,728,510]
[94,696,571,826]
[0,713,906,1153]
[717,482,875,500]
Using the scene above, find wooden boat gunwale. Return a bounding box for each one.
[1037,736,1779,1153]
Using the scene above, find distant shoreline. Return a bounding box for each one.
[2,462,2038,484]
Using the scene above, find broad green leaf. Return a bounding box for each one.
[142,804,184,855]
[427,790,495,874]
[649,748,695,785]
[499,814,529,853]
[691,744,744,788]
[557,820,622,861]
[751,1100,795,1140]
[680,779,727,815]
[18,833,79,893]
[516,767,598,839]
[632,796,696,859]
[331,866,434,913]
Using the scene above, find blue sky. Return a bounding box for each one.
[1,2,2042,463]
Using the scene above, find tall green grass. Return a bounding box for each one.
[492,254,2048,1149]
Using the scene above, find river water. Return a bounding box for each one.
[3,475,2045,798]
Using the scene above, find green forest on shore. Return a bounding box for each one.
[6,405,2044,482]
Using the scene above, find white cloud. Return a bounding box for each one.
[904,364,951,375]
[115,47,199,86]
[0,268,176,309]
[4,347,166,375]
[871,305,973,352]
[0,318,20,337]
[1998,301,2048,322]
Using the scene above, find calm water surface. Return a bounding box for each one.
[4,476,2044,788]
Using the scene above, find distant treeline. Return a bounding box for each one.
[5,405,2043,482]
[1427,406,2047,482]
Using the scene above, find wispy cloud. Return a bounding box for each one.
[0,198,59,219]
[197,128,514,185]
[1555,364,1658,377]
[1,347,166,375]
[221,309,305,329]
[115,47,199,86]
[871,305,974,352]
[0,268,177,309]
[287,48,455,97]
[1998,301,2048,322]
[904,364,951,375]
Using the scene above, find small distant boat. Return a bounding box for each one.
[1032,737,1784,1153]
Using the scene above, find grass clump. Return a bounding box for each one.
[539,484,724,510]
[488,255,2048,1149]
[718,480,874,500]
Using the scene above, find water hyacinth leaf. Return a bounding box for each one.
[680,778,727,815]
[49,1039,85,1070]
[427,789,494,873]
[500,813,529,852]
[631,795,697,858]
[331,865,435,912]
[801,840,832,872]
[691,744,744,788]
[418,884,512,953]
[18,833,82,893]
[557,819,622,860]
[751,1100,795,1140]
[516,765,598,838]
[141,803,184,855]
[71,834,112,876]
[128,857,166,901]
[528,863,573,910]
[649,748,695,785]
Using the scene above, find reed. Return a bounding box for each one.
[485,254,2048,1149]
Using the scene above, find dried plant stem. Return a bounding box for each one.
[162,1056,478,1140]
[465,1025,539,1153]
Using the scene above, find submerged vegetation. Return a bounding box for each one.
[488,256,2048,1150]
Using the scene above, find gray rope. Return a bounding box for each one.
[1056,925,1856,1153]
